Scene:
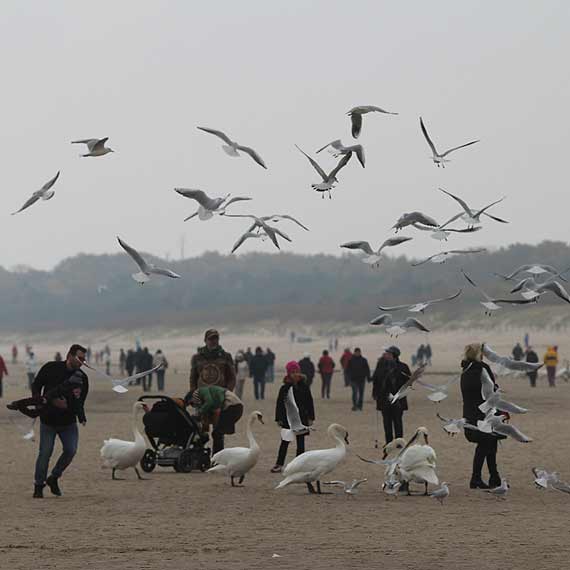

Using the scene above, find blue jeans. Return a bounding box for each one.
[351,379,365,410]
[156,370,165,391]
[34,422,79,485]
[253,377,266,400]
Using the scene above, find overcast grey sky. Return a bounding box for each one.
[1,1,569,270]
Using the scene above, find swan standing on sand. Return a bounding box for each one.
[208,411,264,487]
[100,401,148,480]
[275,423,349,494]
[397,427,438,495]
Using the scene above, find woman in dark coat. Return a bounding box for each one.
[270,361,315,473]
[460,343,503,489]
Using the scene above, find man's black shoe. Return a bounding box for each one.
[33,485,44,498]
[46,475,62,496]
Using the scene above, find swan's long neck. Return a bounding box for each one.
[246,416,259,450]
[332,431,346,451]
[132,407,145,445]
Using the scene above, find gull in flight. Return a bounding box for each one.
[477,411,532,443]
[117,237,181,284]
[482,344,543,373]
[84,362,165,393]
[323,479,368,498]
[510,275,570,303]
[420,117,479,167]
[197,126,267,169]
[316,139,365,168]
[412,248,487,267]
[8,414,36,442]
[393,211,439,232]
[340,236,413,266]
[224,214,293,253]
[348,105,398,139]
[495,264,568,281]
[280,388,312,442]
[532,468,570,494]
[174,188,252,221]
[430,482,450,505]
[12,171,60,215]
[71,137,114,157]
[416,369,465,403]
[485,478,509,499]
[462,270,537,316]
[296,145,352,198]
[479,391,529,415]
[369,314,430,337]
[436,413,478,435]
[378,290,462,314]
[439,188,508,227]
[411,221,482,242]
[387,365,427,404]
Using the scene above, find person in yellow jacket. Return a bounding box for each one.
[543,346,559,387]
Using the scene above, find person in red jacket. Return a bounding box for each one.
[317,350,335,399]
[340,348,353,387]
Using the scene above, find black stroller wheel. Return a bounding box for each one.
[140,449,157,473]
[176,449,194,473]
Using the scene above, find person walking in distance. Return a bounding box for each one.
[189,329,236,454]
[270,361,315,473]
[298,353,315,388]
[250,347,269,401]
[372,346,410,443]
[25,351,38,390]
[0,354,8,399]
[125,349,135,377]
[119,349,126,375]
[12,345,18,365]
[512,342,524,362]
[30,344,89,498]
[340,348,353,388]
[153,349,168,392]
[265,348,276,383]
[544,346,559,387]
[525,346,539,387]
[234,351,249,399]
[141,347,153,392]
[318,350,335,399]
[346,347,370,411]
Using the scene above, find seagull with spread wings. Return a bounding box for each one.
[71,137,114,157]
[224,214,293,253]
[197,126,267,168]
[316,139,366,168]
[117,237,181,284]
[462,270,537,316]
[295,145,352,198]
[510,275,570,303]
[174,188,251,221]
[12,171,60,215]
[420,117,479,167]
[348,105,398,138]
[393,211,439,232]
[340,236,412,266]
[378,290,462,314]
[439,188,508,227]
[412,248,487,267]
[369,314,430,337]
[495,264,568,281]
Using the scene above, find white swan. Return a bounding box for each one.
[397,427,438,495]
[207,410,264,486]
[275,423,349,494]
[100,401,147,480]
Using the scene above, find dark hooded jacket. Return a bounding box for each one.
[371,357,410,412]
[275,376,315,429]
[460,359,497,424]
[190,345,236,392]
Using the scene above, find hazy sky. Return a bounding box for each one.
[2,1,569,270]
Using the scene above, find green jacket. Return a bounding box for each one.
[195,385,227,416]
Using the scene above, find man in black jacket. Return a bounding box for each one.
[525,346,539,387]
[298,354,315,387]
[249,347,269,400]
[346,347,370,411]
[31,344,89,498]
[371,346,410,443]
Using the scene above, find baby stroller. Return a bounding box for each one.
[138,395,211,473]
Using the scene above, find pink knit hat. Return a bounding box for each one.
[286,361,301,375]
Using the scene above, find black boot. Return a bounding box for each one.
[488,473,501,489]
[469,476,490,489]
[33,485,44,498]
[46,475,62,496]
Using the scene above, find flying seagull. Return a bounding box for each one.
[83,361,165,393]
[439,188,508,227]
[462,270,537,315]
[316,139,366,168]
[117,237,181,284]
[478,412,532,443]
[393,211,439,232]
[378,290,462,314]
[369,314,430,337]
[411,221,482,242]
[348,105,398,139]
[258,214,309,232]
[12,171,60,215]
[71,137,114,157]
[295,145,352,198]
[174,188,252,221]
[323,479,368,497]
[419,117,479,167]
[482,344,543,372]
[340,236,412,266]
[281,387,312,441]
[436,412,478,435]
[510,276,570,303]
[412,249,487,267]
[224,214,293,253]
[388,365,427,404]
[479,391,529,415]
[197,126,267,169]
[495,264,568,281]
[416,369,466,403]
